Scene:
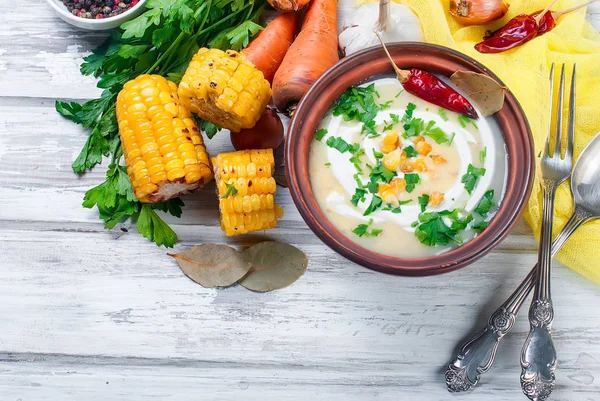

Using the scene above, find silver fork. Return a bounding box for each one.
[520,64,575,401]
[444,64,576,394]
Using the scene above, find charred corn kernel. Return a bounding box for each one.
[431,154,447,164]
[414,157,428,172]
[416,141,433,156]
[412,135,425,144]
[212,149,282,236]
[382,149,401,171]
[378,183,391,197]
[429,191,445,207]
[117,74,213,203]
[178,48,271,133]
[400,161,415,173]
[381,131,399,154]
[390,178,407,193]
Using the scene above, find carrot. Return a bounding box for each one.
[241,12,300,84]
[268,0,312,12]
[272,0,339,112]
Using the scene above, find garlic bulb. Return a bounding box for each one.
[339,0,424,57]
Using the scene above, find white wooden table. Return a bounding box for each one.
[1,2,600,400]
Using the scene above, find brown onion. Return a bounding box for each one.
[449,0,509,25]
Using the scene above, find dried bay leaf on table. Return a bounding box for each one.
[238,241,308,292]
[169,244,251,288]
[449,71,506,117]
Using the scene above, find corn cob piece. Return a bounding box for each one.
[117,74,213,203]
[178,48,272,133]
[212,149,283,236]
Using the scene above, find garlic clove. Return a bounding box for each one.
[339,2,424,57]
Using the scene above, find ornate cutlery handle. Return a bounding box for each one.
[520,183,559,401]
[445,206,591,393]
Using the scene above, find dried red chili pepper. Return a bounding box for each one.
[374,32,479,119]
[399,69,478,119]
[532,10,556,36]
[475,14,539,53]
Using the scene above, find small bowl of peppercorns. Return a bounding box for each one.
[46,0,148,30]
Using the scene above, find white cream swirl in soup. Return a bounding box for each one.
[309,77,507,258]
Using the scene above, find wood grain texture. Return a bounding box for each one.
[0,1,599,400]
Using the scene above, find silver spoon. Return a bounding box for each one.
[445,130,600,393]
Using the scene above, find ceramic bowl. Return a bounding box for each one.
[45,0,148,30]
[285,42,535,276]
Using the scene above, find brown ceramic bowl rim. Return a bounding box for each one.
[285,42,535,276]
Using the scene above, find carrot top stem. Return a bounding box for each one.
[374,31,410,82]
[553,0,599,19]
[535,0,559,24]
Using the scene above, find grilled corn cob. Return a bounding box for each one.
[212,149,283,236]
[117,74,213,203]
[178,48,272,133]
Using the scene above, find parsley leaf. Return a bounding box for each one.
[199,119,222,139]
[480,147,487,163]
[326,136,351,153]
[351,188,368,206]
[364,195,383,216]
[475,190,495,217]
[461,164,486,194]
[458,115,478,129]
[222,182,238,199]
[402,102,417,122]
[414,211,461,247]
[226,20,263,51]
[353,219,383,238]
[472,221,489,232]
[404,173,421,193]
[418,194,430,212]
[349,147,365,173]
[404,146,418,158]
[315,128,328,141]
[369,164,396,184]
[450,213,473,231]
[137,204,178,248]
[404,117,425,137]
[55,101,83,122]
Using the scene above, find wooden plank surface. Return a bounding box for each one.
[1,1,600,400]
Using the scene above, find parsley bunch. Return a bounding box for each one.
[55,0,266,247]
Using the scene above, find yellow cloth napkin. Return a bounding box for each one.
[387,0,600,281]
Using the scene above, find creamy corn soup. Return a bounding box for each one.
[309,77,507,258]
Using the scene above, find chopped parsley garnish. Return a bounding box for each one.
[326,136,351,153]
[331,84,390,138]
[364,195,383,216]
[458,115,478,129]
[325,162,331,167]
[450,213,473,231]
[349,147,365,173]
[404,173,421,193]
[402,102,417,122]
[480,147,487,163]
[404,117,425,137]
[448,132,456,145]
[221,182,238,199]
[438,108,449,121]
[414,211,462,247]
[382,200,412,214]
[373,150,384,160]
[369,163,396,184]
[382,120,395,132]
[472,221,489,232]
[351,187,368,206]
[404,146,418,158]
[461,164,486,194]
[395,90,405,98]
[380,100,393,110]
[354,173,364,188]
[474,190,495,217]
[390,113,400,124]
[418,194,430,212]
[423,120,450,144]
[315,128,328,141]
[366,181,380,194]
[353,219,383,238]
